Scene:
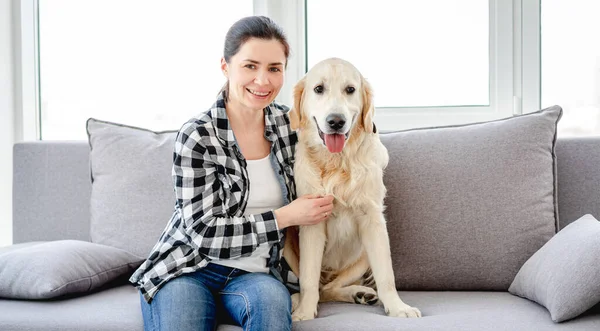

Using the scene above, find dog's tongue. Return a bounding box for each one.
[324,134,345,153]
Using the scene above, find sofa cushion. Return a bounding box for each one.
[0,285,144,331]
[1,288,599,331]
[294,291,600,330]
[86,118,177,258]
[0,284,240,331]
[509,214,600,322]
[0,240,143,299]
[0,241,45,254]
[380,105,562,290]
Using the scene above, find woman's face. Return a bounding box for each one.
[222,38,286,112]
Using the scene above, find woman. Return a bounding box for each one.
[130,16,334,331]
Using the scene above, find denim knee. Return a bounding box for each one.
[139,275,218,331]
[256,277,292,312]
[221,273,292,330]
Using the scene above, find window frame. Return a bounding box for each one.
[520,0,542,115]
[15,0,40,141]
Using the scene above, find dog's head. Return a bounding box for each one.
[290,58,374,153]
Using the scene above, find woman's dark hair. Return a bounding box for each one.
[220,16,290,102]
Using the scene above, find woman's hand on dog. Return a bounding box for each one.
[275,194,334,229]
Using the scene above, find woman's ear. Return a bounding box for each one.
[361,77,374,133]
[290,77,306,131]
[221,58,228,78]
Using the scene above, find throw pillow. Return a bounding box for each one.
[0,240,143,299]
[0,242,45,254]
[508,214,600,322]
[380,105,562,290]
[86,118,177,258]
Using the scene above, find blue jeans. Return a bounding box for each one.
[139,263,292,331]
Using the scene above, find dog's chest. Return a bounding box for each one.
[321,209,364,268]
[326,210,358,242]
[320,163,373,206]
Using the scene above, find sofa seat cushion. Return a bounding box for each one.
[0,284,239,331]
[1,288,598,331]
[0,285,143,331]
[305,292,600,331]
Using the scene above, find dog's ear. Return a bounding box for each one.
[361,76,374,133]
[290,77,306,131]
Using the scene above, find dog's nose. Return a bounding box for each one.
[326,114,346,131]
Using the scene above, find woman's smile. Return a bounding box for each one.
[246,88,272,99]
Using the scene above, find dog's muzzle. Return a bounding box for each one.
[314,114,350,154]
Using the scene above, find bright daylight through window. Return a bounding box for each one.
[38,0,253,140]
[307,0,489,108]
[542,0,600,136]
[35,0,600,138]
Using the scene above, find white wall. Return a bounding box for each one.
[0,0,14,247]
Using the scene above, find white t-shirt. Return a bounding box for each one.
[210,153,284,273]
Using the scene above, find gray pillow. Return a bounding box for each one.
[0,240,143,299]
[508,214,600,322]
[0,242,45,254]
[86,118,177,258]
[380,105,562,290]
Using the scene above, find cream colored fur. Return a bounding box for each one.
[283,58,421,321]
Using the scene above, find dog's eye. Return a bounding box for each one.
[345,86,356,94]
[314,85,324,94]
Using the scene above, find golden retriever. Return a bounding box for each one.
[283,58,421,321]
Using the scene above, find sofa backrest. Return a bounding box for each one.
[555,137,600,227]
[13,141,91,243]
[11,137,600,244]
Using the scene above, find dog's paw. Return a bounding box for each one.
[385,304,422,318]
[353,288,379,305]
[292,306,318,321]
[291,293,300,313]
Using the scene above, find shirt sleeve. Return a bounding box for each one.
[172,124,283,260]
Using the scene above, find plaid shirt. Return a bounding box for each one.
[130,93,299,303]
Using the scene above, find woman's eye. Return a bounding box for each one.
[314,85,324,94]
[270,67,281,72]
[245,64,256,69]
[346,86,356,94]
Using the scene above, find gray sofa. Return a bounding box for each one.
[2,132,600,330]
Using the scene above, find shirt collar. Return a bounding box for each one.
[211,91,279,146]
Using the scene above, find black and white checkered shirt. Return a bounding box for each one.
[130,93,299,303]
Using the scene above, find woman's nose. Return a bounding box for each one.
[254,70,270,85]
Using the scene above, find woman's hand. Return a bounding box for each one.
[274,194,334,229]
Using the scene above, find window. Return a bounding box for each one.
[541,0,600,136]
[303,0,516,132]
[38,0,253,140]
[20,1,600,138]
[307,0,489,108]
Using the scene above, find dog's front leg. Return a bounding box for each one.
[292,221,326,321]
[360,212,421,318]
